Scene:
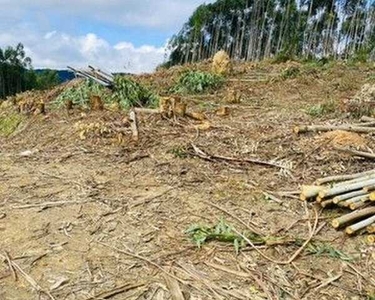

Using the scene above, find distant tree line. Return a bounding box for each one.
[166,0,375,66]
[0,43,60,99]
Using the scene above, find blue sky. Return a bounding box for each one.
[0,0,212,73]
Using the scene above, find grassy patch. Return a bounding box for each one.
[306,99,337,117]
[307,242,353,261]
[172,71,224,94]
[168,145,188,158]
[0,113,23,137]
[280,66,300,80]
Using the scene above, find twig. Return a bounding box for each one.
[12,199,95,210]
[96,242,187,285]
[0,253,56,300]
[191,144,290,170]
[129,109,139,141]
[314,273,342,290]
[335,147,375,160]
[85,283,145,300]
[233,206,319,265]
[3,251,17,281]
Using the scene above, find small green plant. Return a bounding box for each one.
[280,66,300,80]
[54,77,159,110]
[307,242,353,261]
[306,99,337,117]
[172,71,224,94]
[185,219,264,254]
[169,145,188,158]
[0,113,23,136]
[54,80,110,108]
[112,76,159,109]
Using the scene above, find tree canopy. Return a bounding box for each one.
[0,43,60,99]
[166,0,375,66]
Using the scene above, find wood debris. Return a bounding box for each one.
[300,169,375,235]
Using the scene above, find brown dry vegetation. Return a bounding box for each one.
[1,61,375,300]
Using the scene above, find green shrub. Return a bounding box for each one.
[280,66,300,80]
[54,80,110,108]
[306,99,337,117]
[54,77,159,109]
[172,71,224,94]
[112,76,159,109]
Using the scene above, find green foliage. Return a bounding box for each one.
[112,76,159,109]
[54,77,159,110]
[172,71,224,94]
[185,218,264,254]
[307,242,353,261]
[0,113,23,136]
[54,80,109,108]
[169,145,188,158]
[35,69,60,90]
[306,99,337,117]
[280,66,301,80]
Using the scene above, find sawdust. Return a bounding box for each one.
[317,130,368,148]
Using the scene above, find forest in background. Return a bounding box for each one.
[0,43,61,99]
[166,0,375,66]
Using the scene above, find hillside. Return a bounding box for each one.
[1,60,375,299]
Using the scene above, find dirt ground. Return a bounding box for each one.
[1,62,375,299]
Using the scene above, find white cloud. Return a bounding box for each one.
[0,0,213,72]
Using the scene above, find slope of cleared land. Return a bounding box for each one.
[1,61,375,299]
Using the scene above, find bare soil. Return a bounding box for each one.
[1,62,375,300]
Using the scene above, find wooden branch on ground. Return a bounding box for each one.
[346,215,375,235]
[315,169,375,185]
[294,125,375,134]
[300,185,325,201]
[0,253,56,300]
[332,207,375,229]
[85,283,145,300]
[333,190,368,204]
[319,178,375,199]
[335,147,375,160]
[134,107,160,114]
[191,144,290,170]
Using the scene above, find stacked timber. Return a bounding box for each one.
[300,169,375,235]
[68,65,114,87]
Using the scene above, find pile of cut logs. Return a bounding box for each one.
[68,65,114,87]
[300,169,375,237]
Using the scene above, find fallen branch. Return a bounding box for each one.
[315,169,375,185]
[191,144,290,170]
[0,253,55,300]
[332,207,375,229]
[86,283,145,300]
[335,147,375,160]
[333,190,368,204]
[346,215,375,235]
[319,178,375,199]
[300,185,325,201]
[294,125,375,134]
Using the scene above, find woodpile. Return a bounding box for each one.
[300,169,375,235]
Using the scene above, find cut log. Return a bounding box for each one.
[319,178,375,199]
[349,202,367,210]
[339,195,368,208]
[300,185,325,201]
[315,169,375,185]
[134,108,160,114]
[333,190,367,204]
[346,215,375,235]
[295,125,375,134]
[367,235,375,244]
[333,173,375,187]
[361,116,375,122]
[370,192,375,201]
[331,207,375,229]
[363,185,375,193]
[367,225,375,234]
[129,110,139,142]
[321,199,335,208]
[335,147,375,160]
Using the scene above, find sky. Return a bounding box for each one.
[0,0,212,73]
